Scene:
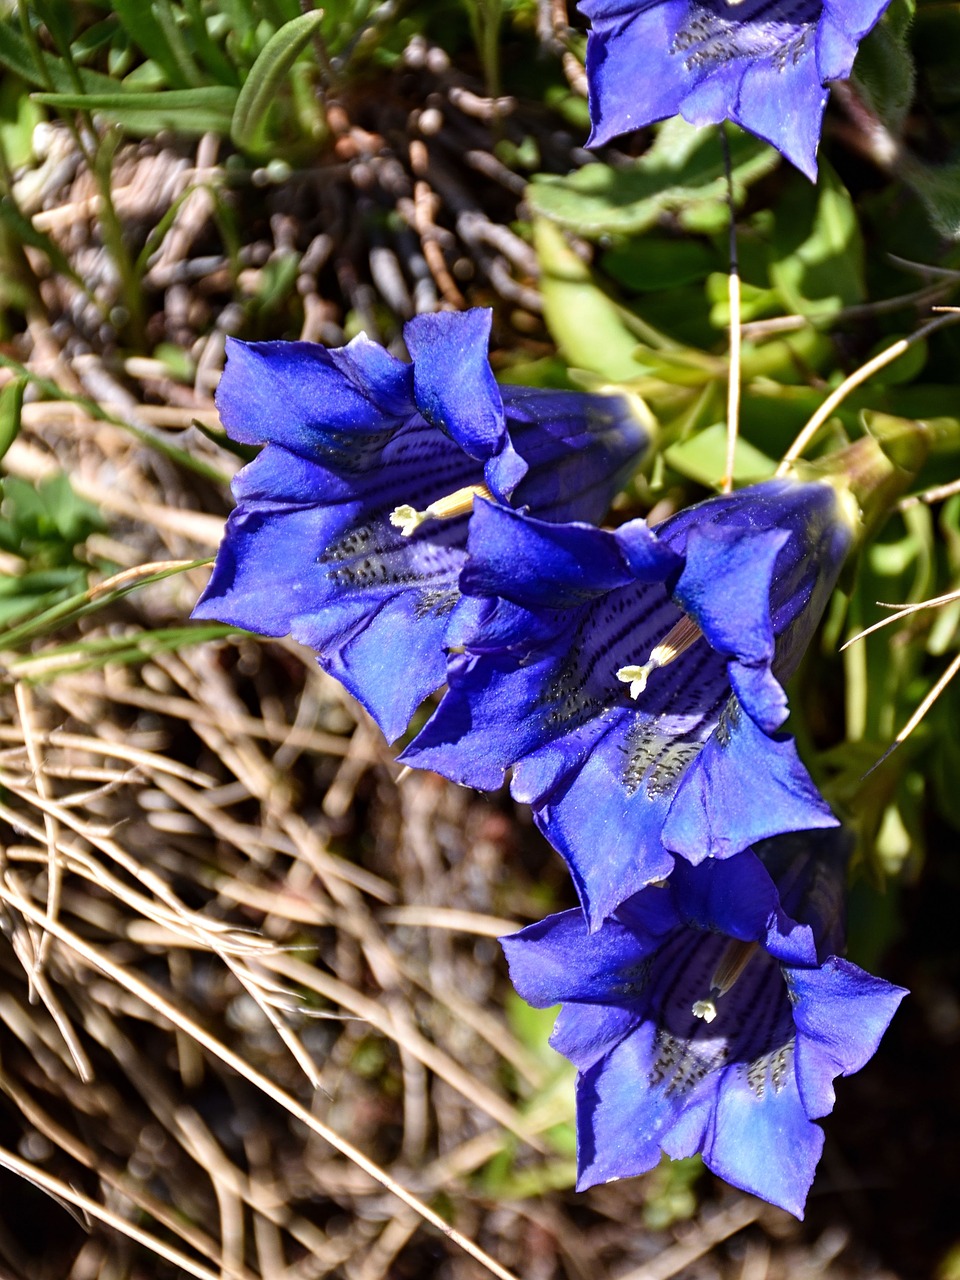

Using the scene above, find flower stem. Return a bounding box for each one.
[721,126,741,496]
[777,310,960,473]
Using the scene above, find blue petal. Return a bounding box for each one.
[442,595,545,653]
[316,590,460,741]
[679,61,747,129]
[576,1024,697,1188]
[526,733,679,927]
[328,332,418,417]
[789,957,907,1118]
[734,43,827,182]
[401,645,587,792]
[814,5,860,80]
[404,308,507,460]
[192,447,362,636]
[756,828,851,960]
[504,387,651,525]
[501,904,673,1007]
[820,0,892,70]
[216,336,412,455]
[663,701,838,862]
[667,852,779,940]
[675,524,785,667]
[461,503,676,611]
[551,1001,644,1072]
[193,433,473,740]
[707,1059,823,1218]
[674,523,789,731]
[580,0,696,146]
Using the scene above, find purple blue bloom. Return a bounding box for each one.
[192,309,649,741]
[402,477,854,926]
[501,830,907,1216]
[579,0,893,179]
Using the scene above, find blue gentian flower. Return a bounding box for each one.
[192,309,649,740]
[501,831,907,1217]
[579,0,893,179]
[402,477,854,926]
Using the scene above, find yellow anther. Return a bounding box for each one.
[616,614,704,699]
[389,482,493,537]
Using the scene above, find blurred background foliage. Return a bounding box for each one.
[0,0,959,1277]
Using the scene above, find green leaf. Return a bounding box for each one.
[8,623,238,684]
[31,86,238,136]
[0,558,212,652]
[706,272,780,326]
[0,567,88,630]
[603,237,718,293]
[527,119,780,239]
[230,10,324,155]
[534,218,661,381]
[0,73,43,167]
[183,0,242,86]
[32,0,75,55]
[769,164,865,319]
[0,377,26,464]
[0,20,118,92]
[108,0,194,89]
[664,422,777,489]
[69,18,120,66]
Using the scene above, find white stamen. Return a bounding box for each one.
[616,614,704,699]
[692,999,718,1023]
[389,483,493,537]
[390,504,426,536]
[616,663,654,700]
[690,940,759,1022]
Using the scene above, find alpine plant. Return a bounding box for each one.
[501,829,907,1216]
[403,475,856,926]
[193,308,650,741]
[579,0,894,179]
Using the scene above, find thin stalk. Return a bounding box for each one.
[721,126,740,495]
[17,0,146,345]
[0,1144,233,1280]
[0,352,229,484]
[0,886,524,1280]
[863,648,960,777]
[777,310,960,473]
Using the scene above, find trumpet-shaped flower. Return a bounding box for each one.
[192,309,649,740]
[402,477,854,926]
[580,0,893,179]
[501,831,907,1217]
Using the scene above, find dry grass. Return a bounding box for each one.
[0,70,911,1280]
[0,369,889,1280]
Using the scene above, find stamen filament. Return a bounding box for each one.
[390,483,493,537]
[616,614,704,699]
[692,939,759,1023]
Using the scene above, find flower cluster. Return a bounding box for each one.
[503,830,906,1215]
[193,309,650,741]
[196,311,908,1217]
[578,0,893,179]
